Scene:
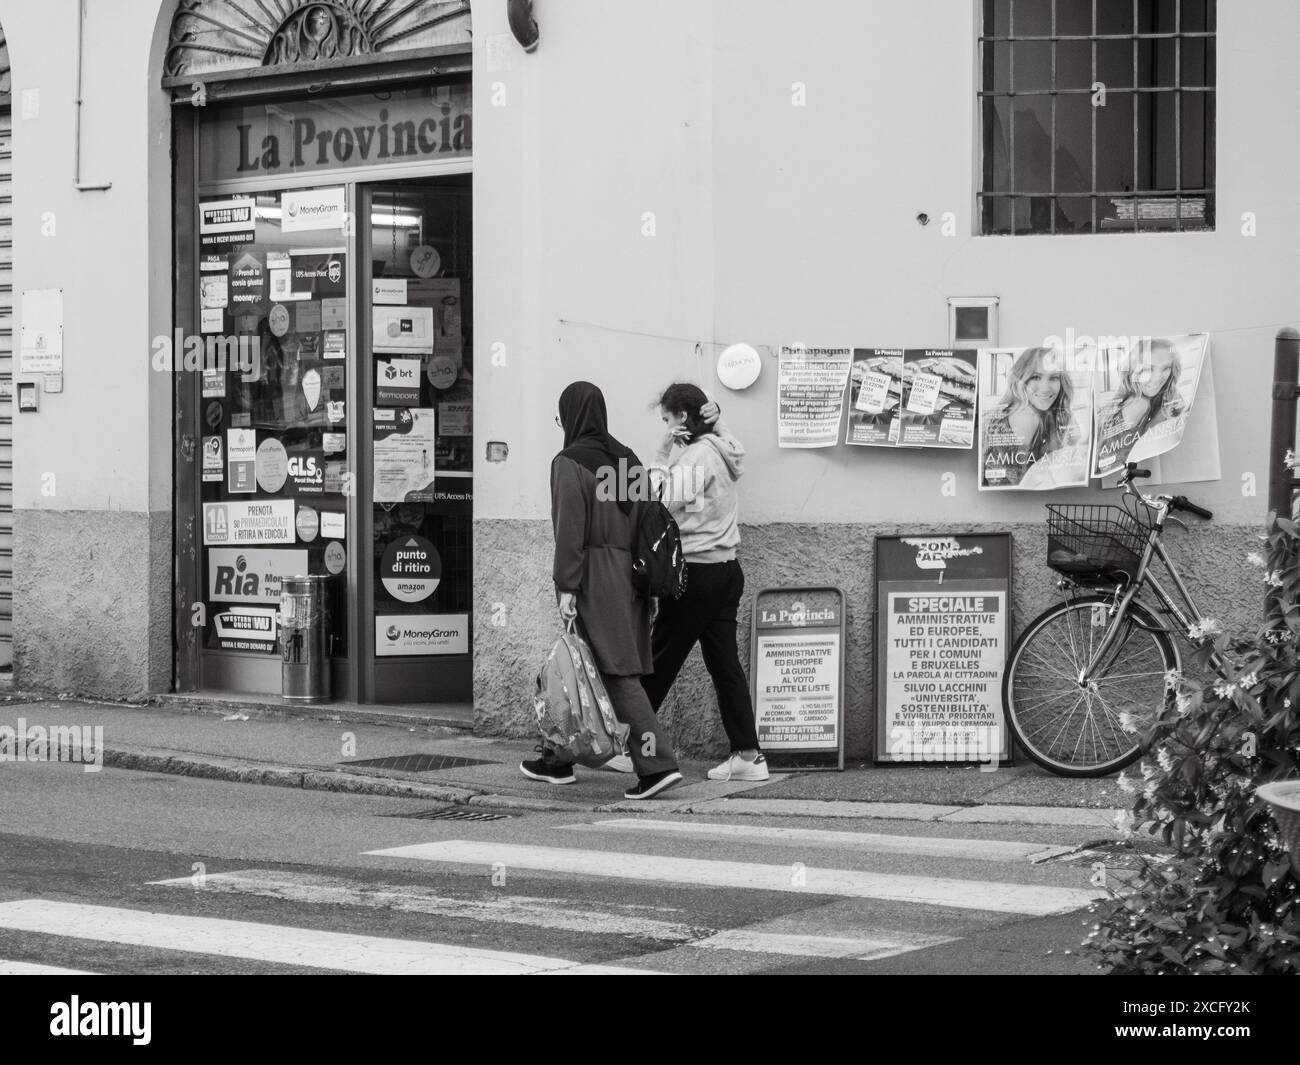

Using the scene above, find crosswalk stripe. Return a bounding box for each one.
[0,960,97,975]
[148,870,702,943]
[691,929,956,960]
[0,900,656,976]
[365,842,1103,916]
[561,818,1073,862]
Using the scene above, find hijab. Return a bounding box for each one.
[556,381,643,513]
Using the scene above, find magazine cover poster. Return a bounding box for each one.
[1091,333,1209,480]
[846,349,903,446]
[977,345,1092,491]
[899,350,977,449]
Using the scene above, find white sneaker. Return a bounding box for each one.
[707,753,769,782]
[601,753,635,773]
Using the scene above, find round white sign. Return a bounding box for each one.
[717,342,761,390]
[409,244,441,278]
[269,303,291,338]
[255,438,288,493]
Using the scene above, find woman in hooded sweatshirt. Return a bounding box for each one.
[642,383,767,782]
[519,381,684,800]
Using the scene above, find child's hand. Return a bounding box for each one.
[701,400,721,425]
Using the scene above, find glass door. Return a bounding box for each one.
[359,177,473,702]
[195,184,357,698]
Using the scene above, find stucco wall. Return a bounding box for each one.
[475,518,1260,759]
[3,0,175,693]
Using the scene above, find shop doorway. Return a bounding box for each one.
[177,83,472,705]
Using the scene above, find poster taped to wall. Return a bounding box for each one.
[899,350,977,449]
[1091,333,1210,480]
[777,345,852,448]
[846,349,904,446]
[977,345,1093,490]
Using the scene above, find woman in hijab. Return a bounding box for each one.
[520,381,684,800]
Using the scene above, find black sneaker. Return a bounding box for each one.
[623,769,683,800]
[520,745,576,785]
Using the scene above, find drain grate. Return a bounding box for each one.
[385,806,514,822]
[341,753,495,773]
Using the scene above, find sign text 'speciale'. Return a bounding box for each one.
[236,105,471,174]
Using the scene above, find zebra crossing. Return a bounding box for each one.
[0,815,1106,975]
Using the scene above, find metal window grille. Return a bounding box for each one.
[978,0,1216,235]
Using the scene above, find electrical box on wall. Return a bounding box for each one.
[17,381,40,413]
[948,297,999,350]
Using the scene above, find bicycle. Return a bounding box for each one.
[1002,462,1218,777]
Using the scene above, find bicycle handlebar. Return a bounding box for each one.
[1170,495,1213,520]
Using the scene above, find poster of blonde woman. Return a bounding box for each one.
[1090,334,1209,480]
[977,345,1092,491]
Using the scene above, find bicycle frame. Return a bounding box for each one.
[1071,491,1222,684]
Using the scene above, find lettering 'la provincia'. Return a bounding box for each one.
[235,105,471,173]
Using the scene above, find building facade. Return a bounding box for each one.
[1,1,1289,759]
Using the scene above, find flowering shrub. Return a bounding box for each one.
[1086,514,1300,974]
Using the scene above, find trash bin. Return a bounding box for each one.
[280,574,331,702]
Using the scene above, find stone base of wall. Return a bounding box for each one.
[474,518,1262,760]
[13,509,172,700]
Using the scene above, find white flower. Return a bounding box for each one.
[1164,669,1183,690]
[1118,773,1136,794]
[1247,551,1267,568]
[1175,692,1192,715]
[1118,711,1139,733]
[1237,671,1259,690]
[1213,681,1236,699]
[1264,570,1285,589]
[1188,618,1222,641]
[1286,449,1298,470]
[1156,748,1175,772]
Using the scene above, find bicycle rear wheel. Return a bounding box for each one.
[1003,595,1176,777]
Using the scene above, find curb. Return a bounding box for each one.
[150,694,476,733]
[95,745,1126,826]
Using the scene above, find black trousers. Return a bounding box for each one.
[642,559,760,753]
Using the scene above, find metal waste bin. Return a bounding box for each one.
[280,574,331,702]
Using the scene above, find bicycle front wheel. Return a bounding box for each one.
[1003,595,1176,777]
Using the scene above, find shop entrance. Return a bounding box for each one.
[175,81,472,704]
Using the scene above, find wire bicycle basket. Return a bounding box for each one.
[1045,502,1154,581]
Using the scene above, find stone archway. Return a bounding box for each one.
[163,0,472,78]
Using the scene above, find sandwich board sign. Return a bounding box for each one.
[750,586,846,771]
[874,534,1012,766]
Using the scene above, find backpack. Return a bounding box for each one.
[533,623,630,768]
[629,498,687,599]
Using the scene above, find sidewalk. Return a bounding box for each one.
[0,697,1126,829]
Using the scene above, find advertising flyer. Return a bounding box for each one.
[899,350,977,449]
[227,251,266,314]
[776,345,853,448]
[376,357,421,406]
[290,251,346,299]
[207,548,308,605]
[977,345,1093,491]
[875,535,1011,765]
[201,436,223,483]
[285,451,325,495]
[203,500,296,545]
[199,197,255,251]
[380,536,441,603]
[373,407,436,502]
[281,187,346,233]
[226,428,257,494]
[882,591,1006,763]
[751,593,843,753]
[208,606,279,654]
[1091,333,1210,480]
[846,349,904,446]
[373,305,434,354]
[376,613,469,656]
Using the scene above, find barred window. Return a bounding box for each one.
[979,0,1216,235]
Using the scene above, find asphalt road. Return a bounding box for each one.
[0,761,1108,975]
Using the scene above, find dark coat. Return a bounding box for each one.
[550,454,652,676]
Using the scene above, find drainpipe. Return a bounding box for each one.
[508,0,539,52]
[74,0,112,191]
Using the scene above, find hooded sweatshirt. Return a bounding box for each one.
[653,422,746,563]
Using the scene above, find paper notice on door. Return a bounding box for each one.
[372,407,436,503]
